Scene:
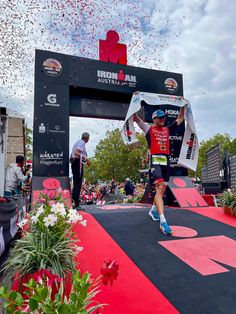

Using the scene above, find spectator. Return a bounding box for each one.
[110,180,117,194]
[124,178,134,196]
[70,132,91,210]
[5,155,30,197]
[100,184,108,200]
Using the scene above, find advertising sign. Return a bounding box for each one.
[34,49,184,177]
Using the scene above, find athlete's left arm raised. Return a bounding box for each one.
[176,107,184,126]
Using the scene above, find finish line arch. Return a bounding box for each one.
[33,49,185,186]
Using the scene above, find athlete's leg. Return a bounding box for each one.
[149,160,172,234]
[154,181,166,216]
[154,181,172,235]
[149,202,160,221]
[149,166,164,220]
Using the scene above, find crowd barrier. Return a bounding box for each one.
[0,193,29,269]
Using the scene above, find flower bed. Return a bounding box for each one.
[0,188,103,313]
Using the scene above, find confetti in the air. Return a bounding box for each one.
[0,0,188,140]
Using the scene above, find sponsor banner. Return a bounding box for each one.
[97,69,137,88]
[45,93,60,107]
[67,51,183,96]
[39,150,64,166]
[42,58,63,77]
[121,92,199,171]
[33,143,68,176]
[34,82,69,112]
[38,122,66,135]
[36,50,183,96]
[34,50,184,177]
[122,116,139,144]
[35,50,69,84]
[164,78,178,94]
[33,82,69,177]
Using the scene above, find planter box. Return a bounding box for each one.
[223,206,236,217]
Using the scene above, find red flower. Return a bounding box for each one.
[101,260,119,286]
[12,269,65,300]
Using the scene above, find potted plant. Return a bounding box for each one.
[218,190,236,217]
[0,269,103,313]
[0,188,103,314]
[4,191,87,281]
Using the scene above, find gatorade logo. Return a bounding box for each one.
[47,94,57,104]
[45,94,60,107]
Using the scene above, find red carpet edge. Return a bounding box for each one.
[184,206,236,227]
[73,212,179,314]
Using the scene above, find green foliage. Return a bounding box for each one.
[3,191,86,280]
[228,137,236,155]
[218,190,236,216]
[3,229,76,279]
[0,270,104,314]
[197,133,236,178]
[85,130,236,183]
[84,129,148,183]
[0,190,101,314]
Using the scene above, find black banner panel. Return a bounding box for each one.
[201,166,208,183]
[33,82,69,176]
[202,146,222,194]
[206,146,221,183]
[34,49,184,178]
[229,155,236,191]
[68,56,183,96]
[69,87,130,120]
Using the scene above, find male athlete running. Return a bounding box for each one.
[133,96,184,235]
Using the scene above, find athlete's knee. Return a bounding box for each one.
[155,182,165,194]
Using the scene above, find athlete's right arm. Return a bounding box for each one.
[133,113,150,134]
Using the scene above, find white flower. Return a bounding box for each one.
[80,219,87,227]
[66,214,78,224]
[36,205,45,218]
[31,215,38,224]
[51,203,66,217]
[66,212,83,224]
[76,214,83,222]
[43,214,58,227]
[76,246,84,253]
[17,218,28,228]
[68,209,77,215]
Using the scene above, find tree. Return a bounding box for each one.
[228,137,236,155]
[84,129,148,183]
[85,130,236,183]
[196,133,235,178]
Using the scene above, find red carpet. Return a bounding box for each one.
[73,212,179,314]
[185,206,236,227]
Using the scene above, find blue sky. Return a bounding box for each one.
[1,0,236,157]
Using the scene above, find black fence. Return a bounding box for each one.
[0,192,30,270]
[201,146,236,194]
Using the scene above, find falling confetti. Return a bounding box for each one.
[0,0,189,155]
